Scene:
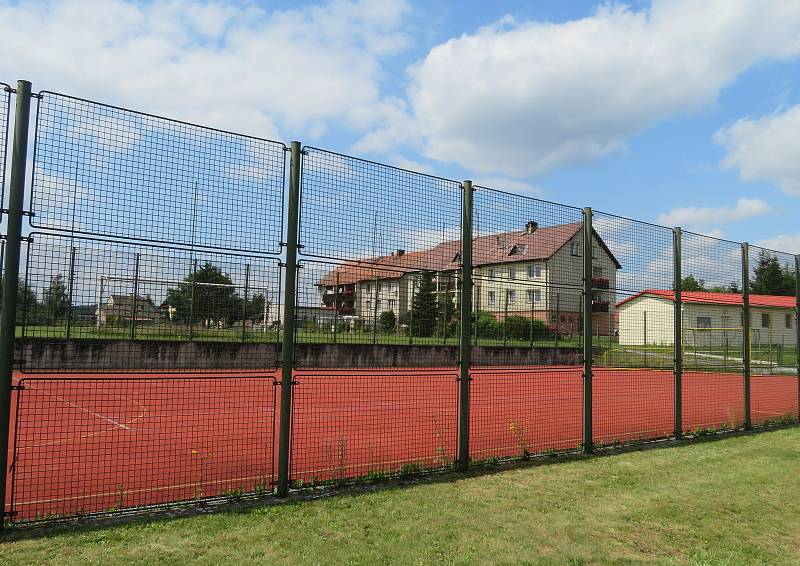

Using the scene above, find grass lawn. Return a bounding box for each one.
[2,428,799,565]
[17,324,583,349]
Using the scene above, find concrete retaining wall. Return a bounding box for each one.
[15,338,587,372]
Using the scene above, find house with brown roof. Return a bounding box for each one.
[317,220,621,335]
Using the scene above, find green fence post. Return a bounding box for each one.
[503,288,509,346]
[673,227,682,439]
[742,242,751,430]
[0,80,32,529]
[277,141,301,497]
[372,271,379,345]
[796,255,800,420]
[188,258,197,340]
[333,272,339,344]
[241,263,250,343]
[130,252,140,340]
[583,207,593,454]
[409,275,415,345]
[458,180,473,470]
[65,246,76,339]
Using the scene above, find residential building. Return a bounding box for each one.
[96,294,161,325]
[316,220,621,335]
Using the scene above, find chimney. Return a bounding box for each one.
[525,220,538,234]
[396,249,405,257]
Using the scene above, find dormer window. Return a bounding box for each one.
[507,244,527,256]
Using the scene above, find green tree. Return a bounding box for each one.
[165,262,243,325]
[681,275,707,291]
[708,281,740,294]
[248,293,266,322]
[0,277,40,323]
[42,274,69,324]
[379,310,396,332]
[751,250,794,296]
[409,271,437,337]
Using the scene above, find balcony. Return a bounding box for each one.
[592,277,610,289]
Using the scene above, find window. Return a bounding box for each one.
[388,299,396,309]
[593,267,603,277]
[488,291,496,305]
[527,289,541,303]
[787,314,793,329]
[365,299,372,309]
[762,313,771,328]
[488,268,496,279]
[697,316,712,329]
[528,265,541,278]
[508,290,516,304]
[570,242,579,256]
[510,268,518,280]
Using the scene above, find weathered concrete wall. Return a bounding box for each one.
[15,339,280,372]
[15,338,587,372]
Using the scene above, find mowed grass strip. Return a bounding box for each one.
[2,428,800,565]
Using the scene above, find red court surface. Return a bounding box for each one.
[4,366,798,522]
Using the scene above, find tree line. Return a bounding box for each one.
[0,262,270,327]
[683,250,796,296]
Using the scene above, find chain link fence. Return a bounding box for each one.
[0,79,798,525]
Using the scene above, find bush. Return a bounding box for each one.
[473,311,553,342]
[379,310,396,332]
[474,310,501,339]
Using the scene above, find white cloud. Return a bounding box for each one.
[391,155,434,175]
[359,0,800,176]
[756,234,800,254]
[656,197,771,230]
[473,177,540,195]
[715,104,800,196]
[0,0,411,140]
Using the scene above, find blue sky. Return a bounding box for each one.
[1,0,799,251]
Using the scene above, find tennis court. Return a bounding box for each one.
[5,366,797,522]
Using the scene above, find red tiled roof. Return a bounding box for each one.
[318,222,620,286]
[616,290,797,309]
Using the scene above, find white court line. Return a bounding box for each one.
[48,392,131,431]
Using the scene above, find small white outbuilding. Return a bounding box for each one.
[616,290,797,347]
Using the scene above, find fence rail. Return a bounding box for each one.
[0,78,798,526]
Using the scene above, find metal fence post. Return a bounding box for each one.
[796,255,800,420]
[277,141,301,497]
[241,263,250,343]
[583,207,593,453]
[458,180,473,470]
[189,258,197,340]
[130,252,140,340]
[333,272,339,344]
[742,242,751,430]
[673,227,682,438]
[65,246,76,339]
[0,79,32,529]
[503,289,509,346]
